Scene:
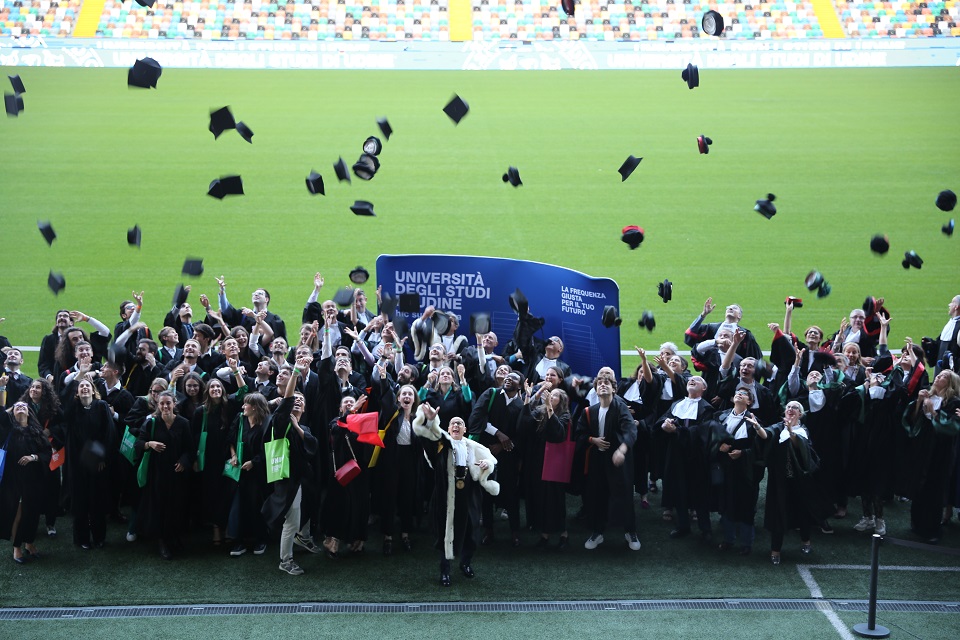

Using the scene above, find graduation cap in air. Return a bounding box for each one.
[443,94,469,124]
[785,296,803,308]
[4,93,23,117]
[804,270,831,298]
[207,175,244,199]
[901,250,923,270]
[697,135,712,155]
[127,57,162,89]
[334,157,351,183]
[236,121,254,143]
[618,155,642,182]
[936,189,956,212]
[379,293,398,318]
[349,266,369,285]
[172,284,189,307]
[209,106,236,139]
[862,296,881,317]
[502,166,522,187]
[333,286,355,307]
[8,74,25,94]
[621,225,644,250]
[38,220,56,246]
[702,10,725,36]
[943,219,955,236]
[134,0,157,6]
[398,293,420,314]
[638,311,656,332]
[80,440,107,471]
[509,288,529,317]
[657,279,672,303]
[363,136,383,156]
[755,194,777,219]
[561,0,575,17]
[305,170,325,195]
[433,311,451,336]
[869,234,889,255]
[811,351,838,368]
[377,117,393,141]
[470,312,491,336]
[127,225,142,248]
[48,271,66,295]
[601,305,622,328]
[350,200,375,216]
[682,63,699,90]
[352,154,380,181]
[391,315,409,341]
[182,258,204,277]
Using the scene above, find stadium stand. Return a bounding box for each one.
[834,1,959,37]
[0,0,82,37]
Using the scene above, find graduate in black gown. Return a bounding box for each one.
[0,397,51,563]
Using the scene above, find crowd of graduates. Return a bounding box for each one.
[1,275,959,581]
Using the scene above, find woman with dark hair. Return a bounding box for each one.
[122,377,168,542]
[229,326,258,374]
[322,394,374,557]
[226,392,271,557]
[0,391,51,563]
[19,379,63,537]
[520,386,572,549]
[135,390,193,560]
[902,370,960,542]
[59,378,115,549]
[175,372,205,422]
[755,401,819,565]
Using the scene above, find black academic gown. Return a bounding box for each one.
[134,415,193,544]
[0,414,51,545]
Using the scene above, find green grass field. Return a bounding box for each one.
[1,67,958,365]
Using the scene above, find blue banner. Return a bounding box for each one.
[375,254,621,379]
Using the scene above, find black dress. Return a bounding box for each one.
[59,398,115,546]
[760,424,820,540]
[518,404,569,535]
[902,397,960,540]
[0,413,51,547]
[134,415,193,546]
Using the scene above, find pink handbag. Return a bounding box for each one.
[541,420,575,484]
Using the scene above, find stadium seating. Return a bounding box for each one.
[834,1,959,37]
[0,0,81,37]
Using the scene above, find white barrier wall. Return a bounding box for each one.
[3,36,960,69]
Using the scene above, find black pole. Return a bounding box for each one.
[853,533,890,638]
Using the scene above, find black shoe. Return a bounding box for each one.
[459,562,475,578]
[159,543,173,561]
[440,573,451,587]
[558,535,568,550]
[480,531,493,546]
[401,537,413,552]
[382,539,393,556]
[717,542,734,552]
[669,528,691,539]
[738,546,752,556]
[94,541,105,550]
[78,543,91,551]
[820,522,834,535]
[511,534,521,548]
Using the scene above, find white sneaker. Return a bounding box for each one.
[584,534,604,550]
[125,532,137,542]
[874,518,887,536]
[853,516,875,532]
[625,533,641,551]
[279,558,304,576]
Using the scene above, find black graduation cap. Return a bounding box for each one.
[601,305,622,328]
[443,94,469,124]
[869,234,889,255]
[398,293,420,314]
[127,225,142,248]
[172,284,189,307]
[353,154,380,181]
[392,315,409,341]
[379,293,398,317]
[182,258,204,277]
[621,225,644,249]
[470,312,491,336]
[862,296,880,317]
[873,352,894,375]
[209,106,236,139]
[349,266,369,285]
[38,220,56,246]
[936,189,956,212]
[811,351,838,368]
[305,170,325,195]
[236,121,254,143]
[334,157,351,183]
[363,136,383,156]
[4,92,23,117]
[377,117,393,141]
[618,155,642,182]
[943,219,955,236]
[414,316,434,345]
[804,270,832,298]
[658,279,672,303]
[502,166,522,187]
[48,271,65,295]
[697,135,712,154]
[80,440,107,470]
[638,310,656,332]
[681,63,698,89]
[350,200,375,216]
[702,10,725,36]
[333,286,355,307]
[433,311,451,336]
[509,288,529,316]
[901,250,923,270]
[754,193,777,219]
[127,57,162,89]
[134,0,156,6]
[561,0,575,16]
[8,74,25,94]
[207,175,244,199]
